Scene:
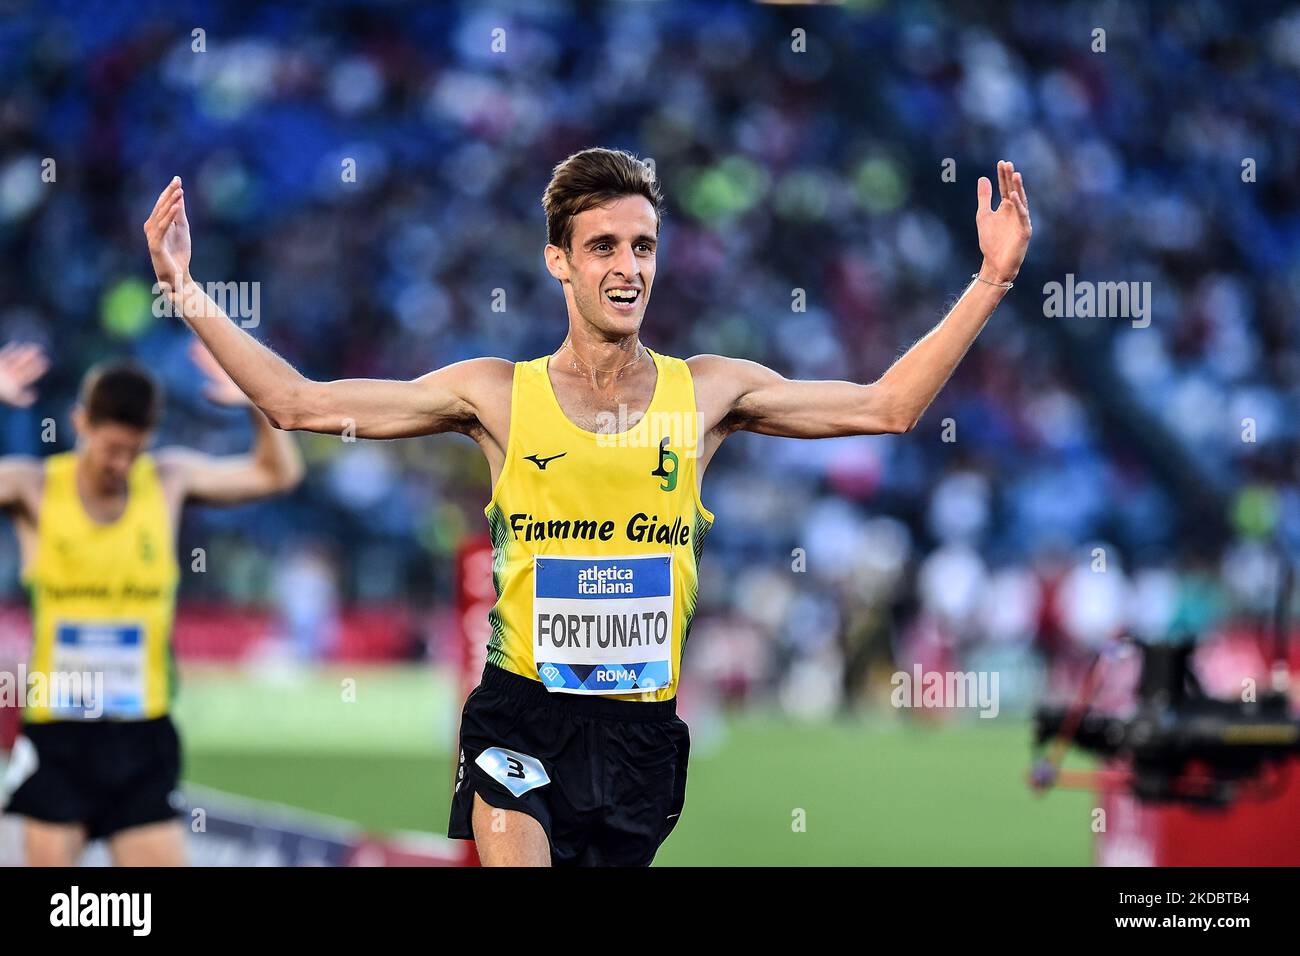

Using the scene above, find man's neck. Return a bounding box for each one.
[74,455,127,507]
[554,330,650,390]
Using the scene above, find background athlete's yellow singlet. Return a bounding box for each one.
[484,348,713,701]
[23,452,179,721]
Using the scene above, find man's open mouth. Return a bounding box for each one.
[605,288,641,308]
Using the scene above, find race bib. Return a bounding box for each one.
[533,554,673,695]
[49,622,146,718]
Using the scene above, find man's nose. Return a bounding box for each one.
[611,244,639,279]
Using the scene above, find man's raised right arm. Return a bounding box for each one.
[143,177,500,439]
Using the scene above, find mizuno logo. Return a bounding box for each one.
[525,452,567,470]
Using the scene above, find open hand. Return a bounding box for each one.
[190,340,249,407]
[143,177,192,297]
[0,342,49,408]
[976,161,1032,284]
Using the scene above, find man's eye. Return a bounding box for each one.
[636,244,653,253]
[596,243,611,252]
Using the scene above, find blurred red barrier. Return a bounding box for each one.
[1098,761,1300,865]
[456,536,494,701]
[452,534,493,868]
[0,601,425,666]
[172,603,422,661]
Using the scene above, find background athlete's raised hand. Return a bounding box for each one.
[0,342,49,408]
[190,340,250,407]
[143,176,192,295]
[976,161,1032,283]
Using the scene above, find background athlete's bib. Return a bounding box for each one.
[533,554,674,694]
[49,621,144,718]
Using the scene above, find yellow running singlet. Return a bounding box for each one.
[483,347,714,701]
[23,452,179,722]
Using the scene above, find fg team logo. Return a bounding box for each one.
[650,437,678,492]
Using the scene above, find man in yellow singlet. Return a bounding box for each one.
[143,149,1031,866]
[0,343,303,866]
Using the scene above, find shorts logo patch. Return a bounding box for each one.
[475,747,550,798]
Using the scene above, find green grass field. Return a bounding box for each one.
[173,665,1096,865]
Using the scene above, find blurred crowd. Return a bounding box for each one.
[0,1,1297,713]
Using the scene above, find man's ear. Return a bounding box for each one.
[544,243,570,283]
[71,405,86,437]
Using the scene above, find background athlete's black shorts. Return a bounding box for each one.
[3,715,182,840]
[449,664,690,866]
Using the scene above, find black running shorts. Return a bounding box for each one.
[3,715,183,841]
[448,663,690,867]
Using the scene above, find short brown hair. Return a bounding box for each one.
[80,360,162,430]
[542,148,663,251]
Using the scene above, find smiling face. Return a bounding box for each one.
[544,195,658,338]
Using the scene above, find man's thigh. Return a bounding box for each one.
[108,819,186,867]
[471,792,550,867]
[24,819,87,866]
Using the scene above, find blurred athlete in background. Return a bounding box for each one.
[0,341,303,865]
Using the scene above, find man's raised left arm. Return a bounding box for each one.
[698,161,1032,440]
